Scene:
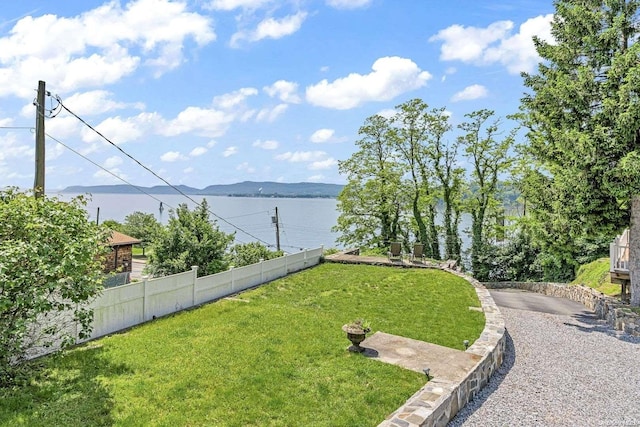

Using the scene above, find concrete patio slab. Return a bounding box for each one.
[359,331,482,383]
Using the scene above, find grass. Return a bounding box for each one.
[572,258,621,296]
[131,245,147,257]
[0,263,485,427]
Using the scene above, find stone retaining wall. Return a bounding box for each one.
[379,269,507,427]
[483,282,640,337]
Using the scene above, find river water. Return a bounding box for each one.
[57,193,341,251]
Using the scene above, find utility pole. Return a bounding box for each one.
[272,207,281,251]
[34,80,46,199]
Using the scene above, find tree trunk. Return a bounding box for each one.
[630,195,640,306]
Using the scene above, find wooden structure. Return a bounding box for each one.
[610,229,630,299]
[105,230,141,274]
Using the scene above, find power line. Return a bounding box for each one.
[0,126,35,130]
[45,132,176,212]
[54,95,273,247]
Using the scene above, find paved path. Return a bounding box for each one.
[131,258,146,280]
[449,290,640,427]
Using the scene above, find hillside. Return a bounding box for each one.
[62,181,344,198]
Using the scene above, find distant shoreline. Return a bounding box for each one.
[59,181,344,199]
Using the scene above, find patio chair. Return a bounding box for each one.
[387,242,403,262]
[410,243,425,263]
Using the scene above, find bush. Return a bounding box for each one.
[0,189,109,385]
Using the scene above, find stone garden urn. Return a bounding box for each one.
[342,320,371,352]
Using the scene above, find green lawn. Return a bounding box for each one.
[0,263,485,427]
[572,257,621,296]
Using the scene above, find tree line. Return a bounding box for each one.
[335,0,640,307]
[105,201,283,277]
[332,99,514,277]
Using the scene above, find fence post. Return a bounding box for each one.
[230,266,235,292]
[284,253,288,275]
[191,265,199,306]
[260,258,264,283]
[304,248,308,267]
[142,275,149,321]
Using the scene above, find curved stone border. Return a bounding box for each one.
[379,268,507,427]
[484,281,640,337]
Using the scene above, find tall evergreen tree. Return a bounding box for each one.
[519,0,640,304]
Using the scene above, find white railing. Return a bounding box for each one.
[610,229,629,272]
[28,247,323,357]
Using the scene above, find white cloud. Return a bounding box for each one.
[190,146,208,157]
[253,139,279,150]
[213,87,258,109]
[263,80,301,104]
[0,133,32,161]
[236,162,256,173]
[207,140,217,148]
[309,158,337,170]
[93,168,128,183]
[310,128,334,143]
[256,103,288,122]
[80,113,153,144]
[60,90,130,116]
[43,116,81,139]
[0,0,216,98]
[183,166,194,174]
[160,151,187,162]
[430,14,554,74]
[223,146,238,157]
[275,150,326,162]
[307,174,324,182]
[326,0,372,9]
[231,11,307,46]
[161,107,234,137]
[103,156,123,168]
[377,108,396,119]
[306,56,432,109]
[451,84,488,102]
[207,0,271,11]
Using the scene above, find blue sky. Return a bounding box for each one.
[0,0,555,190]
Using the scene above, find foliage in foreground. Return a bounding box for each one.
[0,189,109,386]
[0,264,484,426]
[227,241,283,267]
[147,199,234,277]
[120,211,162,256]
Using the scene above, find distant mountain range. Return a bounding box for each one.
[62,181,344,198]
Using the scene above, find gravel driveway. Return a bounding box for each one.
[448,296,640,427]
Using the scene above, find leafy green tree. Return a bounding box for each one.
[390,99,440,258]
[148,200,234,277]
[101,219,124,232]
[333,114,408,249]
[424,106,464,261]
[0,189,109,385]
[459,110,515,279]
[518,0,640,302]
[227,242,283,267]
[122,211,162,256]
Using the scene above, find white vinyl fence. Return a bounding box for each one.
[26,247,323,359]
[86,247,323,342]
